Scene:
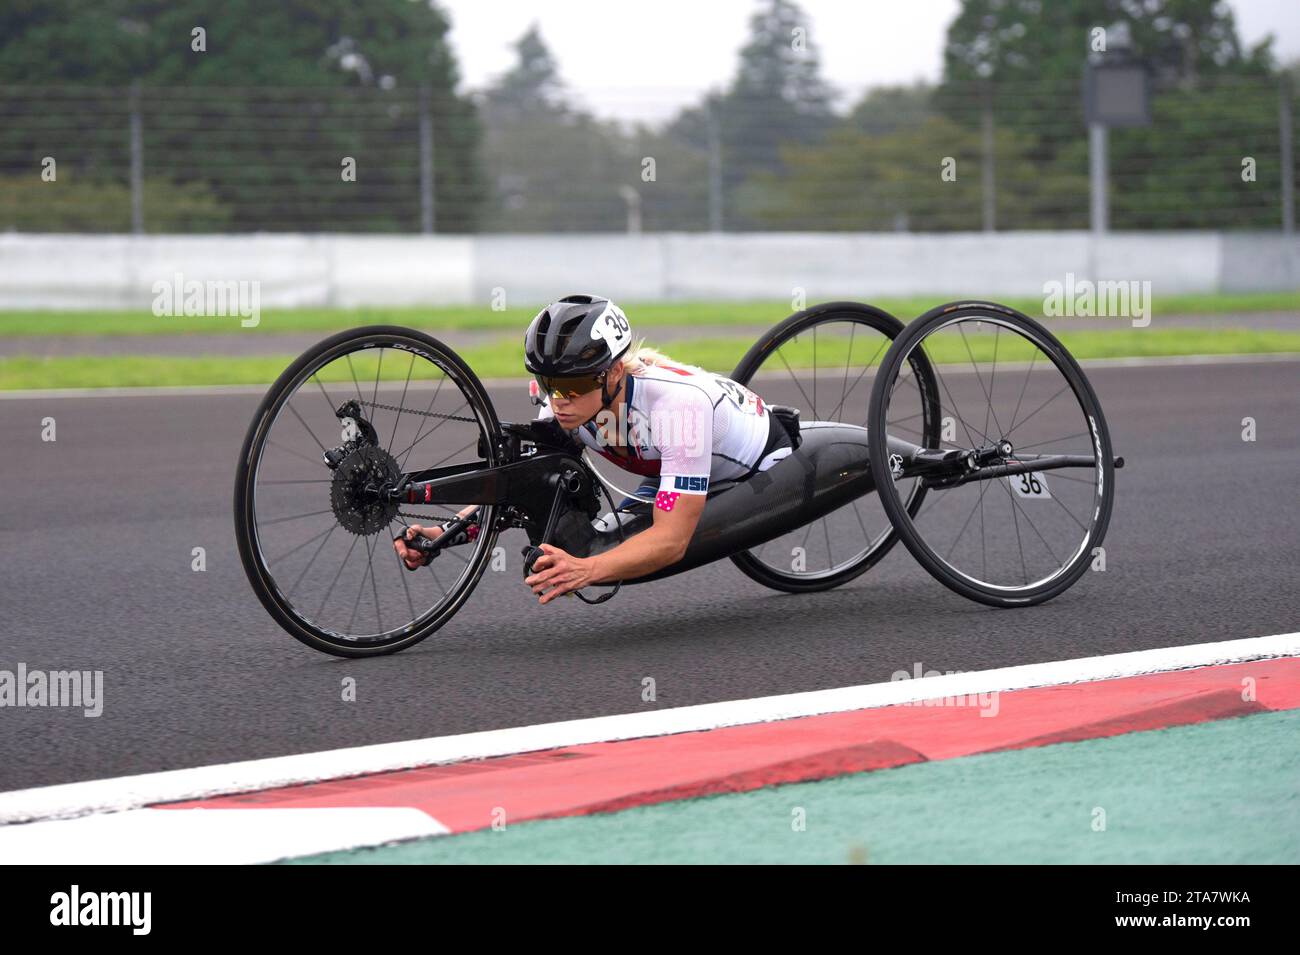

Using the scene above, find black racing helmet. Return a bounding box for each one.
[523,294,633,378]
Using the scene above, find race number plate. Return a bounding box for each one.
[1009,471,1051,499]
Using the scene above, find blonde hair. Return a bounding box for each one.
[619,335,706,377]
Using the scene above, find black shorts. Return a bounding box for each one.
[739,412,793,480]
[760,410,794,456]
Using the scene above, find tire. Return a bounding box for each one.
[867,302,1115,608]
[727,301,941,593]
[235,325,503,657]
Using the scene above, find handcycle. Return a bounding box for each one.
[235,300,1122,657]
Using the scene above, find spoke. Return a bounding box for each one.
[886,409,928,424]
[1003,483,1062,568]
[436,544,470,566]
[848,497,873,553]
[347,536,375,636]
[394,370,450,469]
[346,353,365,406]
[317,533,361,621]
[943,479,992,563]
[426,549,454,594]
[929,354,994,448]
[259,507,334,527]
[830,342,889,423]
[387,352,417,455]
[388,519,420,624]
[259,478,332,486]
[1048,488,1090,534]
[980,470,987,581]
[366,534,382,636]
[269,523,336,566]
[1007,382,1072,439]
[835,322,856,423]
[888,362,916,400]
[821,515,833,570]
[958,323,1007,439]
[287,524,337,599]
[999,476,1029,585]
[882,422,929,441]
[287,401,327,455]
[313,373,341,421]
[1006,349,1039,435]
[394,396,465,468]
[775,345,817,417]
[1042,470,1097,485]
[796,516,815,562]
[1011,432,1090,452]
[265,439,327,469]
[346,566,365,636]
[986,325,1000,441]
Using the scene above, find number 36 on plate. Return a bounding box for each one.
[1010,472,1051,499]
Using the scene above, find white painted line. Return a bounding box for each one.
[2,353,1297,400]
[0,807,446,865]
[0,631,1296,826]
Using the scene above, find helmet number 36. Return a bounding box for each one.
[591,302,630,349]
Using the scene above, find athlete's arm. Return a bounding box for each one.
[591,492,705,580]
[526,384,712,601]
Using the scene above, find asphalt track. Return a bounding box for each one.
[1,357,1297,792]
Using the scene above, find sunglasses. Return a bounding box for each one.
[535,371,606,400]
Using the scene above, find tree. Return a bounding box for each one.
[933,0,1285,230]
[738,117,1089,231]
[669,0,837,228]
[849,82,935,137]
[0,0,483,232]
[482,24,567,120]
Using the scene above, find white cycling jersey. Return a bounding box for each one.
[536,361,781,507]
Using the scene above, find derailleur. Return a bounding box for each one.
[322,399,379,469]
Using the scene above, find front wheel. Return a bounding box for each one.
[234,326,503,657]
[868,302,1115,608]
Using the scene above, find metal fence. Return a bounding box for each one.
[0,76,1295,234]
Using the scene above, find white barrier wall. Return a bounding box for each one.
[0,232,1294,309]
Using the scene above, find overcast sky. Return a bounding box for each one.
[441,0,1300,122]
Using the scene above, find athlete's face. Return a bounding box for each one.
[549,361,625,429]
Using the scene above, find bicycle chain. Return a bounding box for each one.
[361,401,514,535]
[360,399,478,424]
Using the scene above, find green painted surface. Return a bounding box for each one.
[5,329,1300,390]
[3,292,1296,338]
[287,709,1300,864]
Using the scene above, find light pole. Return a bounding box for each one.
[619,185,642,235]
[1084,22,1151,236]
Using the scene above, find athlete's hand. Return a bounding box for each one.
[524,543,597,604]
[394,524,442,571]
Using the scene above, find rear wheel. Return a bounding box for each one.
[234,326,503,657]
[727,302,940,592]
